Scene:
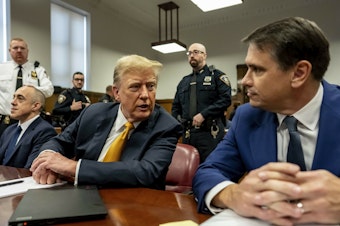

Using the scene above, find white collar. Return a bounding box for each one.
[277,84,323,130]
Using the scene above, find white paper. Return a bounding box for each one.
[200,209,339,226]
[200,209,269,226]
[0,176,66,198]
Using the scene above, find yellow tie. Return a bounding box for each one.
[103,122,134,162]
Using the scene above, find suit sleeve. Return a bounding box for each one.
[25,124,58,168]
[192,108,247,213]
[78,120,182,189]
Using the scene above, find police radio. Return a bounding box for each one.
[34,61,40,86]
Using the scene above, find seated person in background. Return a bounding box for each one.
[99,85,115,103]
[193,17,340,226]
[52,72,91,128]
[0,85,57,168]
[30,54,183,190]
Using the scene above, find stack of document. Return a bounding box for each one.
[0,176,66,198]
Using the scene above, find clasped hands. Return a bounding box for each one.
[213,162,340,226]
[30,151,77,185]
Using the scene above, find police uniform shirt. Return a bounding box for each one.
[172,64,231,121]
[0,61,54,115]
[53,87,91,123]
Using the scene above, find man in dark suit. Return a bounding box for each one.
[193,17,340,225]
[0,85,57,168]
[30,55,182,190]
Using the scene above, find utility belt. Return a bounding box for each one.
[181,117,223,140]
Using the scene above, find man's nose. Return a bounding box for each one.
[139,86,149,98]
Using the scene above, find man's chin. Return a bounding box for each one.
[190,61,198,67]
[9,115,18,120]
[248,99,261,108]
[133,111,152,121]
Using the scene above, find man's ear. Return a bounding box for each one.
[32,102,42,112]
[112,86,120,102]
[291,60,312,88]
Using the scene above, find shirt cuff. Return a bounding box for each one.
[205,181,235,214]
[74,159,82,186]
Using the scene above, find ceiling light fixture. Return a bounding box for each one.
[191,0,243,12]
[151,1,186,54]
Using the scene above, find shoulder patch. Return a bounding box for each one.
[57,94,66,104]
[219,74,231,86]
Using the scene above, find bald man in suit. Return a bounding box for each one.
[0,85,57,168]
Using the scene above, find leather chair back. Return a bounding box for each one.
[165,143,200,193]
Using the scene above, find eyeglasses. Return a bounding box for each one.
[186,50,205,56]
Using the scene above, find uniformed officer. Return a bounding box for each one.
[172,43,231,162]
[98,85,115,103]
[52,72,90,129]
[0,37,54,138]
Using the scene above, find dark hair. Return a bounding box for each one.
[242,17,330,81]
[72,71,84,79]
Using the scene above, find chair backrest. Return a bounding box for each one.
[165,143,200,193]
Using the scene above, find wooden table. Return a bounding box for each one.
[0,166,210,226]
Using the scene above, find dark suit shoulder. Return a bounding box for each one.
[84,101,119,113]
[236,104,277,126]
[28,117,57,133]
[145,104,181,130]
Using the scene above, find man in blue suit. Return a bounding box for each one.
[193,17,340,225]
[30,55,182,190]
[0,85,57,168]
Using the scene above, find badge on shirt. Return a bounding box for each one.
[31,71,38,79]
[219,74,231,86]
[203,76,212,85]
[58,94,66,104]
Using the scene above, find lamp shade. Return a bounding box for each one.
[151,40,186,54]
[191,0,243,12]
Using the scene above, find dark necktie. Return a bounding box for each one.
[3,126,22,165]
[284,116,306,171]
[189,72,197,118]
[16,65,23,90]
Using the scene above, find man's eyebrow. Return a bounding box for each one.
[14,94,26,99]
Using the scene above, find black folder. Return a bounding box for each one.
[8,185,107,226]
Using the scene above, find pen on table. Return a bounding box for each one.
[0,180,24,187]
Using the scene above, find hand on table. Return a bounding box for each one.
[30,151,77,184]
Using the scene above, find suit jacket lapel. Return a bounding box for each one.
[8,118,41,161]
[249,112,278,168]
[88,107,118,160]
[16,117,41,147]
[312,81,340,175]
